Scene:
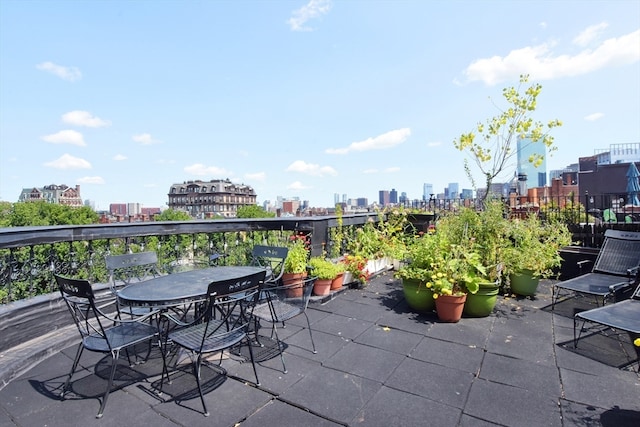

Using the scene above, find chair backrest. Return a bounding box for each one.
[54,274,111,346]
[593,230,640,276]
[105,252,161,293]
[197,270,266,350]
[263,276,317,322]
[250,245,288,283]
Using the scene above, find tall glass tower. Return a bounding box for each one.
[517,136,547,188]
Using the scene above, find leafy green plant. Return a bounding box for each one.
[309,257,340,280]
[502,214,572,278]
[284,234,310,274]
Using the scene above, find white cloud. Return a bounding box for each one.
[573,22,608,47]
[288,0,332,32]
[77,176,105,184]
[286,160,338,176]
[463,28,640,85]
[326,128,411,154]
[133,133,160,145]
[287,181,310,190]
[41,130,86,146]
[362,168,378,174]
[184,163,231,176]
[113,154,127,161]
[245,172,266,181]
[36,61,82,81]
[584,112,604,121]
[385,167,401,173]
[62,111,111,127]
[44,154,91,169]
[427,141,442,147]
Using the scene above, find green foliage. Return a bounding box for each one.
[309,257,340,280]
[284,235,310,274]
[0,201,12,227]
[328,204,344,259]
[155,209,192,221]
[502,214,572,278]
[347,207,412,260]
[236,205,275,218]
[6,201,99,226]
[453,75,562,200]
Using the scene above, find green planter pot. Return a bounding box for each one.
[402,278,435,312]
[509,270,540,296]
[463,281,500,317]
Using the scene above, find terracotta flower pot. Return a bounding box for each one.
[331,272,344,290]
[313,278,332,296]
[282,272,307,297]
[435,293,467,323]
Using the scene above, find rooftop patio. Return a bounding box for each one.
[1,272,639,427]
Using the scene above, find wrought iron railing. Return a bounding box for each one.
[0,214,379,304]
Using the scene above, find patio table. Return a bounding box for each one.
[117,265,267,309]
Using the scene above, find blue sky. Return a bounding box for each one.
[1,0,639,210]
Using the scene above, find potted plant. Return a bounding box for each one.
[435,201,508,316]
[342,254,370,288]
[394,229,440,313]
[425,236,486,322]
[283,233,310,296]
[309,257,340,296]
[503,213,572,296]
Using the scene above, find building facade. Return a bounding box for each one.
[18,184,83,207]
[167,179,257,218]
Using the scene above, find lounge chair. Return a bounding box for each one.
[552,230,640,309]
[573,281,640,372]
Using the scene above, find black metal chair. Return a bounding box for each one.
[252,275,317,374]
[552,230,640,309]
[54,274,162,419]
[105,251,163,316]
[250,245,288,285]
[159,270,266,417]
[573,281,640,372]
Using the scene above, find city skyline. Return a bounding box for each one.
[1,1,639,210]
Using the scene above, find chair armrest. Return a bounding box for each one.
[609,282,632,293]
[576,259,593,274]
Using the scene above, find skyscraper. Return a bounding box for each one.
[390,188,398,204]
[517,136,547,188]
[422,183,433,201]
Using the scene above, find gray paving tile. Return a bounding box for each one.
[385,357,474,409]
[154,371,273,427]
[311,313,371,340]
[351,385,460,427]
[410,336,485,374]
[279,365,380,424]
[427,316,493,348]
[323,340,406,383]
[560,367,640,411]
[479,352,561,392]
[241,399,343,427]
[465,378,562,427]
[353,322,423,355]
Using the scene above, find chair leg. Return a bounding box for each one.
[303,313,317,354]
[96,350,120,419]
[270,322,287,374]
[193,355,209,417]
[245,337,260,386]
[61,343,84,398]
